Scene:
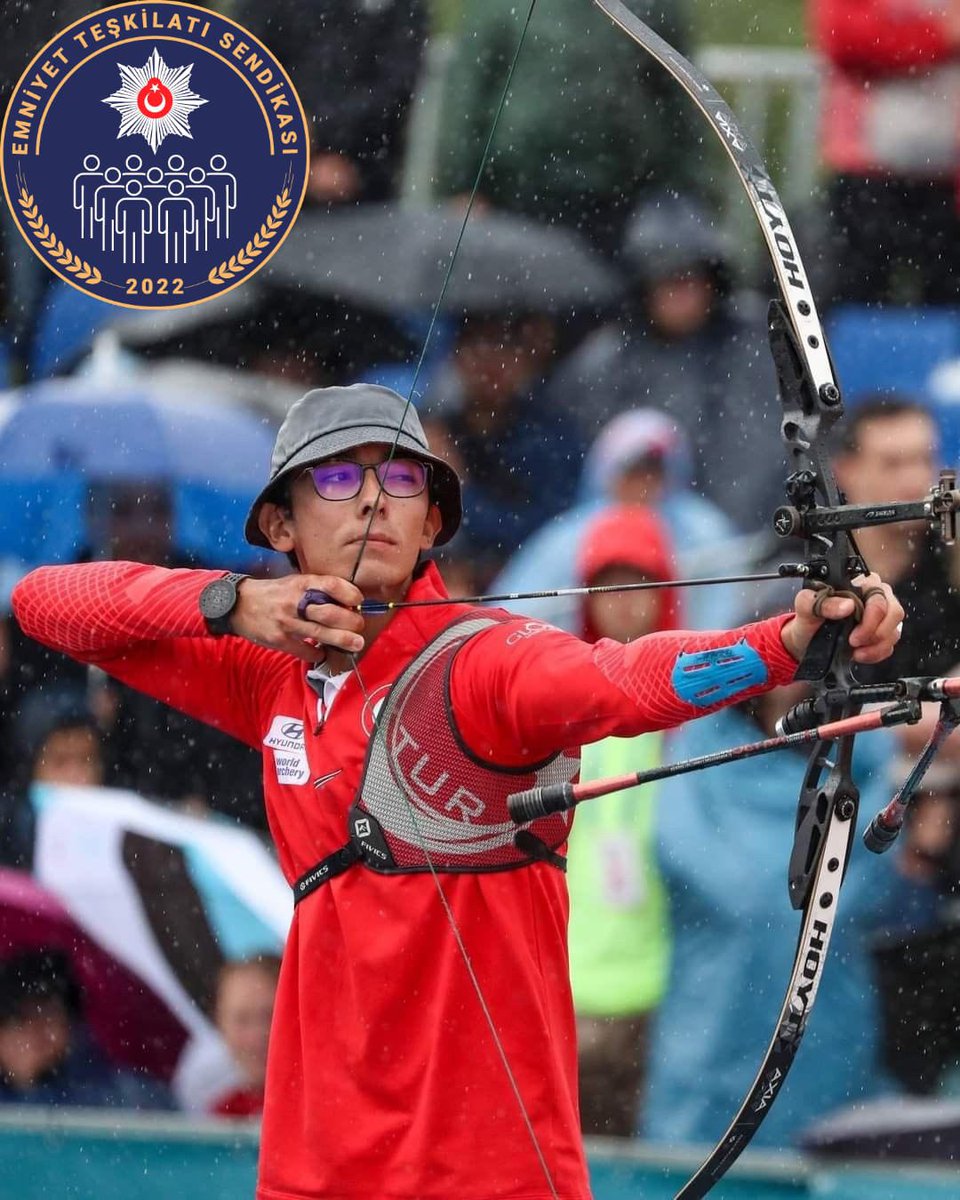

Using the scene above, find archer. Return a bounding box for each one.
[12,383,903,1200]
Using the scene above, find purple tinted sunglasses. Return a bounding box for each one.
[305,457,430,502]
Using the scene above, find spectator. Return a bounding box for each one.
[434,0,699,255]
[832,395,960,682]
[235,0,428,205]
[423,311,583,580]
[568,506,676,1137]
[811,0,960,306]
[491,408,744,632]
[0,949,172,1109]
[0,688,104,869]
[645,609,903,1147]
[549,194,785,532]
[20,690,103,789]
[210,954,282,1118]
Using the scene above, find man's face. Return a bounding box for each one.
[33,726,103,787]
[834,411,937,507]
[96,485,174,564]
[215,965,277,1089]
[585,566,662,643]
[610,459,666,506]
[454,315,554,406]
[647,273,714,338]
[261,443,442,597]
[0,1000,71,1088]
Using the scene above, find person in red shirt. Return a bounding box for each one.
[12,384,903,1200]
[812,0,960,305]
[210,955,281,1119]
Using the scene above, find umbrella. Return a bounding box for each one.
[30,781,291,1109]
[133,359,302,424]
[0,379,275,488]
[0,378,277,568]
[0,867,188,1081]
[103,274,419,381]
[265,203,624,315]
[30,273,418,386]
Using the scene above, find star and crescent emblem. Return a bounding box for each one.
[102,46,207,152]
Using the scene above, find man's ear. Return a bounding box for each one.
[258,501,296,553]
[420,503,443,551]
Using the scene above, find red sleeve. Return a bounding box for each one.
[11,562,286,749]
[450,614,798,767]
[812,0,954,72]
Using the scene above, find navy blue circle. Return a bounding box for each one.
[2,2,308,308]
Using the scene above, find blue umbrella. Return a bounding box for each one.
[0,380,278,570]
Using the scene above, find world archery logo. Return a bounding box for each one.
[0,1,308,309]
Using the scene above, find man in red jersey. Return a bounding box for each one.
[12,384,902,1200]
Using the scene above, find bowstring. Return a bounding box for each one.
[339,4,561,1196]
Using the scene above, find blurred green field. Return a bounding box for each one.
[431,0,808,47]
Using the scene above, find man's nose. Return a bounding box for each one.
[357,466,387,510]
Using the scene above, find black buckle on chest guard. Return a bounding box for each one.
[292,843,362,905]
[291,809,399,905]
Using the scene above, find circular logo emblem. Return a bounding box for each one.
[1,1,308,309]
[361,685,391,737]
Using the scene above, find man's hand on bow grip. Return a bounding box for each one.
[229,575,366,662]
[781,573,904,666]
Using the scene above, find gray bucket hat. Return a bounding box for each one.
[244,383,462,549]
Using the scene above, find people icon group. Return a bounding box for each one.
[72,153,238,266]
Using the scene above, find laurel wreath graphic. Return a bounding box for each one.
[17,187,103,285]
[208,188,291,286]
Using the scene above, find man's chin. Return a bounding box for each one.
[351,564,415,602]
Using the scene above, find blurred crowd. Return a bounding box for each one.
[1,0,960,1161]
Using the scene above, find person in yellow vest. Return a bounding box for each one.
[567,504,679,1137]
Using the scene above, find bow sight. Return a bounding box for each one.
[774,468,960,546]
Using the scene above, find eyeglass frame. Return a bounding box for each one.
[300,456,433,503]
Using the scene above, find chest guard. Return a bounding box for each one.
[293,613,579,903]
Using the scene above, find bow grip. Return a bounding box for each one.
[793,615,847,684]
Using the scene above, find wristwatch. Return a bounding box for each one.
[199,572,249,636]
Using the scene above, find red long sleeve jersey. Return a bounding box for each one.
[13,561,797,1200]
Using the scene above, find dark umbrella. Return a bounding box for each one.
[265,203,624,315]
[106,276,418,382]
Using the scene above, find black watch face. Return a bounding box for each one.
[202,578,236,619]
